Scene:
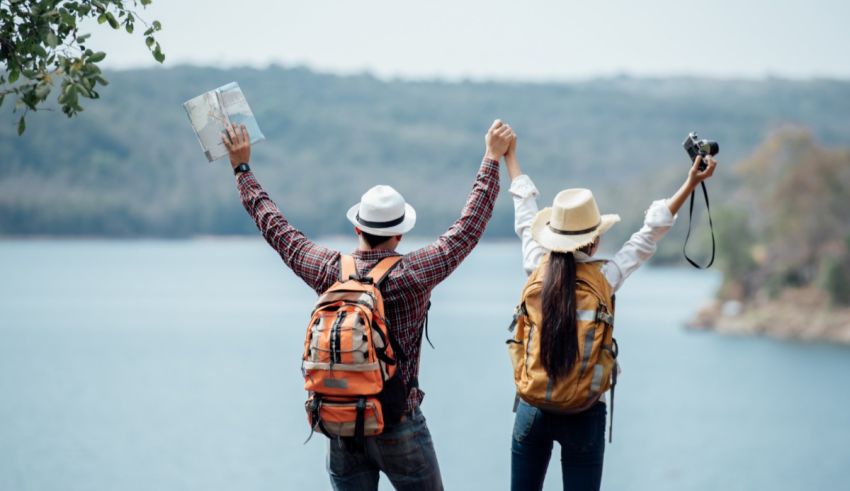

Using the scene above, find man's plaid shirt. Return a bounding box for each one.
[237,159,500,413]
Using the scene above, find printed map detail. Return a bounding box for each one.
[183,82,265,162]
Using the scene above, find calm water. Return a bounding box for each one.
[1,240,848,491]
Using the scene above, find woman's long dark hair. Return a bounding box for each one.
[540,251,579,380]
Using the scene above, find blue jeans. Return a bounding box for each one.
[511,399,607,491]
[327,407,443,491]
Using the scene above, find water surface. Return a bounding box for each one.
[1,240,848,490]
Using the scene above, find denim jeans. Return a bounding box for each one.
[327,407,443,491]
[511,399,606,491]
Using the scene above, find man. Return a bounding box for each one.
[222,119,515,490]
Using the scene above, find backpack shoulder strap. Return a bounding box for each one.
[576,262,615,324]
[365,256,402,287]
[339,254,357,282]
[576,262,611,299]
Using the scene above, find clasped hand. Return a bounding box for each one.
[484,119,517,162]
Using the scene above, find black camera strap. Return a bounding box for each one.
[683,181,715,269]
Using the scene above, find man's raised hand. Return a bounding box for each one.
[222,123,251,170]
[485,119,516,162]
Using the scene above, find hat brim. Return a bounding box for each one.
[346,203,417,236]
[530,208,621,253]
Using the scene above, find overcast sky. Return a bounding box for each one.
[88,0,850,80]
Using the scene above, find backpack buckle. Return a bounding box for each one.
[596,309,614,325]
[349,274,374,284]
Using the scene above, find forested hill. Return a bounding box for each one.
[2,66,850,244]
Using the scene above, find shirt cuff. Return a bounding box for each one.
[509,174,539,199]
[646,199,675,227]
[236,170,256,188]
[480,159,500,180]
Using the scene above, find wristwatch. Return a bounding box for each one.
[233,163,250,175]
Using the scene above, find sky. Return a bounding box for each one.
[88,0,850,81]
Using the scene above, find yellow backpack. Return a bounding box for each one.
[507,254,619,438]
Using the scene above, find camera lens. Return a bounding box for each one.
[698,140,719,156]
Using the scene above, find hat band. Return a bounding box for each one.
[357,213,405,229]
[547,220,600,236]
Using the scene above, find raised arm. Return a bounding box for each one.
[603,154,718,291]
[666,154,717,215]
[224,123,339,293]
[405,120,514,289]
[506,136,547,276]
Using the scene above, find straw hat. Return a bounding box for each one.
[346,185,417,236]
[531,188,620,252]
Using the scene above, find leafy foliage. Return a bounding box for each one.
[0,0,163,133]
[722,129,850,303]
[817,249,850,306]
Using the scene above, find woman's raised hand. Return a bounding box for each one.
[485,119,516,162]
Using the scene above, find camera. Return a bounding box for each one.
[683,132,719,170]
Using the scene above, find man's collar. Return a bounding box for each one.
[351,249,400,259]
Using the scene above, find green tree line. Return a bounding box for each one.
[714,129,850,305]
[2,66,850,267]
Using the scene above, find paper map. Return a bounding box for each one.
[183,82,265,162]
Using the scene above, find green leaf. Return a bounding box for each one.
[60,10,75,26]
[125,22,134,34]
[46,32,59,48]
[89,51,107,63]
[97,13,107,24]
[9,69,20,84]
[152,20,162,30]
[153,48,165,63]
[77,33,91,42]
[17,116,26,136]
[145,36,154,48]
[35,84,51,99]
[106,12,119,29]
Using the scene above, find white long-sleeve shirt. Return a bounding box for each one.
[510,174,676,291]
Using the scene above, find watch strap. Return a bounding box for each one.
[233,163,250,175]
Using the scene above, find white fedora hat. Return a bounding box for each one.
[346,185,417,236]
[531,188,620,253]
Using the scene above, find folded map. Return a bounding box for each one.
[183,82,265,162]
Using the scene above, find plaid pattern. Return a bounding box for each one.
[237,159,500,413]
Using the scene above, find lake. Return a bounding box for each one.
[1,240,848,491]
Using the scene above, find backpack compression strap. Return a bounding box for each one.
[340,254,357,281]
[365,256,402,287]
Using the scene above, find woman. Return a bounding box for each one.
[504,137,717,491]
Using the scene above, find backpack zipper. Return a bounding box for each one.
[329,311,347,370]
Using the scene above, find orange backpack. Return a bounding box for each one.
[303,255,403,445]
[507,255,619,439]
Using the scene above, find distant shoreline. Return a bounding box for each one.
[688,288,850,346]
